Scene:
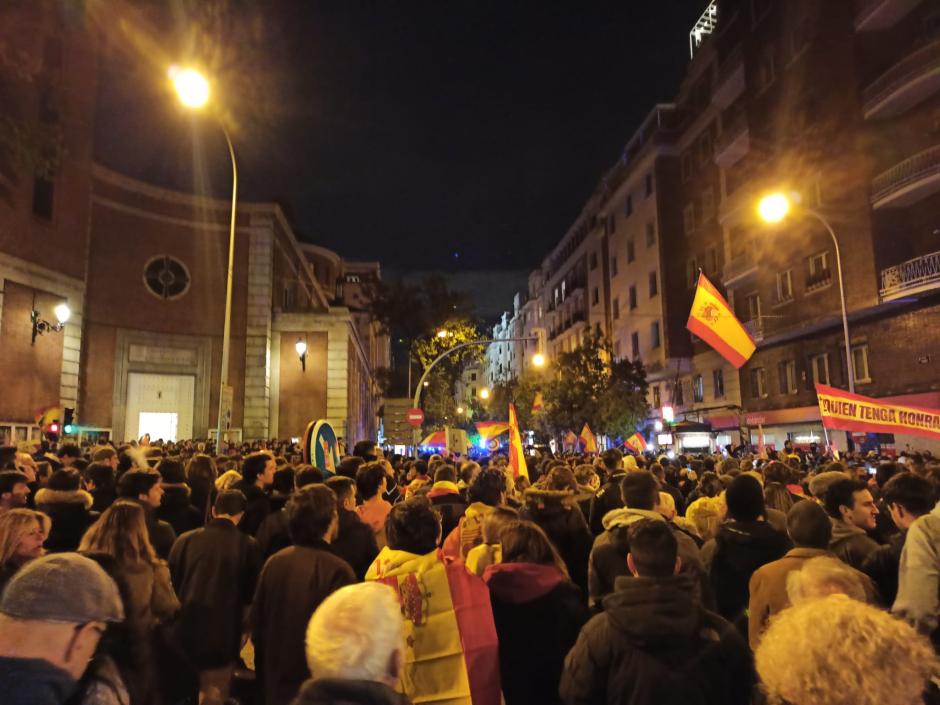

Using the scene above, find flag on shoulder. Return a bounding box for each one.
[686,271,756,369]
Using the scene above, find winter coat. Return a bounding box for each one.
[522,488,593,598]
[0,656,78,705]
[252,542,356,705]
[156,484,203,536]
[134,502,177,561]
[427,482,467,541]
[704,520,791,632]
[660,482,686,517]
[484,562,589,705]
[168,518,263,669]
[748,547,878,650]
[892,501,940,649]
[357,497,392,549]
[588,472,626,535]
[290,678,411,705]
[256,507,291,560]
[559,574,755,705]
[90,487,117,514]
[442,502,498,560]
[232,480,271,537]
[588,507,708,609]
[829,518,881,570]
[366,546,501,705]
[116,559,180,635]
[34,488,98,553]
[862,532,905,606]
[329,508,379,581]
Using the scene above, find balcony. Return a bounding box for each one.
[854,0,922,31]
[871,145,940,208]
[712,46,745,110]
[722,248,758,287]
[863,37,940,119]
[806,269,833,294]
[714,112,750,168]
[880,250,940,302]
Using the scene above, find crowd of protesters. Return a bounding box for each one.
[0,436,937,705]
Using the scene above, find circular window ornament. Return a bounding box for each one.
[143,255,191,300]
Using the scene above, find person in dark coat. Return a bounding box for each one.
[117,470,177,560]
[156,459,203,535]
[651,462,685,517]
[703,475,791,634]
[256,467,324,560]
[83,461,118,513]
[34,468,98,553]
[588,449,627,535]
[251,484,355,705]
[169,489,263,705]
[185,454,219,525]
[560,519,755,705]
[484,520,590,705]
[426,465,467,541]
[232,452,276,537]
[324,477,379,580]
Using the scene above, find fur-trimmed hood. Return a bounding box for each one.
[524,487,577,508]
[35,487,94,510]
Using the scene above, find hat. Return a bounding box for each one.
[808,471,850,501]
[786,500,832,549]
[0,554,124,624]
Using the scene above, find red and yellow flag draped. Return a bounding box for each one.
[686,272,756,369]
[580,423,598,453]
[508,404,529,479]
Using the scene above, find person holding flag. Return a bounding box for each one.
[624,433,647,455]
[579,423,598,454]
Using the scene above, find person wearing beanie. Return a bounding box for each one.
[155,458,203,535]
[704,475,791,636]
[747,500,877,650]
[34,468,98,553]
[0,553,125,705]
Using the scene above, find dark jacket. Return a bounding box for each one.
[588,473,626,535]
[705,520,791,631]
[34,488,98,553]
[0,656,78,705]
[90,487,117,514]
[291,678,411,705]
[232,480,272,537]
[252,542,357,705]
[157,484,203,536]
[829,518,881,570]
[660,482,686,517]
[329,508,379,581]
[862,531,905,606]
[559,575,755,705]
[485,562,590,705]
[522,489,593,599]
[256,507,291,560]
[168,518,263,669]
[138,502,177,560]
[427,483,467,541]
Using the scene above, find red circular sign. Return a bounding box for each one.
[406,408,425,427]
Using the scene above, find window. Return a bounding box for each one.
[631,332,640,359]
[592,287,599,306]
[648,271,658,297]
[144,255,191,300]
[471,387,477,397]
[707,246,719,275]
[471,373,477,382]
[645,173,654,197]
[809,251,829,275]
[811,353,829,385]
[629,285,637,310]
[613,297,620,320]
[779,360,798,395]
[683,203,696,235]
[674,380,685,406]
[701,188,715,221]
[687,258,699,288]
[32,177,54,220]
[607,214,616,235]
[627,239,635,263]
[611,256,619,277]
[750,367,768,398]
[282,285,295,310]
[681,152,693,182]
[745,293,761,321]
[693,375,705,403]
[646,221,656,247]
[651,321,661,349]
[776,269,794,301]
[625,194,633,217]
[613,340,621,360]
[852,345,871,384]
[590,252,598,270]
[653,384,661,408]
[713,368,725,398]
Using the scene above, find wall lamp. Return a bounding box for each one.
[295,337,308,371]
[31,302,70,345]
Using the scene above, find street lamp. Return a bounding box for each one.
[756,192,855,393]
[456,406,465,414]
[532,352,546,368]
[295,338,308,371]
[30,301,70,345]
[170,65,239,442]
[436,329,449,338]
[479,387,490,400]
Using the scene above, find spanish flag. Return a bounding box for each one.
[686,272,756,369]
[625,432,647,454]
[532,391,544,413]
[580,423,598,453]
[508,403,529,480]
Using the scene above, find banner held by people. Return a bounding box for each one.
[815,383,940,442]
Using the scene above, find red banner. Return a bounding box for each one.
[815,383,940,441]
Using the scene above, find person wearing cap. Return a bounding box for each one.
[0,553,124,705]
[169,489,263,705]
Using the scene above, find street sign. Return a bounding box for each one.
[407,408,425,427]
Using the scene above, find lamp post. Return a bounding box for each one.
[756,193,855,393]
[170,66,239,444]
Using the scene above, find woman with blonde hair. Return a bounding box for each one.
[0,508,49,592]
[79,500,179,633]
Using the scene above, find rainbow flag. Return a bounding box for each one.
[580,423,598,453]
[686,272,756,369]
[625,432,647,454]
[508,404,529,480]
[366,548,501,705]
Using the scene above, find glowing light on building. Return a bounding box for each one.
[689,1,718,58]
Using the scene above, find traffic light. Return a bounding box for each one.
[49,422,59,434]
[63,407,75,434]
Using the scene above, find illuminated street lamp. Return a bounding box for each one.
[170,65,240,441]
[478,387,490,400]
[295,338,308,371]
[436,329,449,338]
[532,352,546,367]
[456,406,465,414]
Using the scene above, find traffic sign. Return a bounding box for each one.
[407,408,425,427]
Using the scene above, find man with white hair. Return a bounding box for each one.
[291,582,408,705]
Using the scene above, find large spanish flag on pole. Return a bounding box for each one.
[508,403,529,480]
[686,272,756,369]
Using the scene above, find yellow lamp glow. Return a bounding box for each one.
[479,387,490,400]
[169,66,210,109]
[436,329,449,338]
[757,193,791,224]
[532,352,546,367]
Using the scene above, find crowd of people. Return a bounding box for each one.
[0,437,937,705]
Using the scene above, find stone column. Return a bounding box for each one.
[242,221,274,440]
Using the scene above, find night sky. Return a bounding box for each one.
[95,1,708,273]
